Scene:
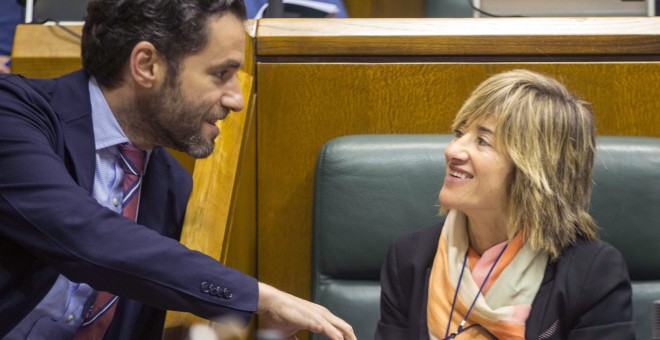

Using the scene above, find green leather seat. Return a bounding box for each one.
[312,135,660,339]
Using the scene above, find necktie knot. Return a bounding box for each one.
[117,143,146,214]
[118,143,146,177]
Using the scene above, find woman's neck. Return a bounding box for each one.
[465,212,508,256]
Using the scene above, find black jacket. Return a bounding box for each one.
[376,224,635,339]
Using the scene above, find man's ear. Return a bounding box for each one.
[129,41,165,89]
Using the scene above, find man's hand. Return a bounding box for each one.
[257,282,356,340]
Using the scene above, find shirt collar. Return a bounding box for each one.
[88,78,152,159]
[89,78,130,151]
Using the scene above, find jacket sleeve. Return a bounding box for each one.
[566,243,635,339]
[375,241,410,339]
[0,76,258,321]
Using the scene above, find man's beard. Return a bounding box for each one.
[136,81,226,159]
[179,133,216,159]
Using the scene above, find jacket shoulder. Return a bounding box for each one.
[528,237,633,339]
[388,224,442,271]
[0,73,56,98]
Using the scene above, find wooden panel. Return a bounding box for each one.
[256,62,660,315]
[343,0,372,17]
[11,21,258,79]
[243,20,257,77]
[223,98,257,273]
[12,24,83,78]
[257,17,660,56]
[343,0,425,18]
[372,0,424,18]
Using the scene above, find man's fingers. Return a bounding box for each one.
[329,317,356,340]
[318,308,356,340]
[304,304,355,340]
[256,282,356,339]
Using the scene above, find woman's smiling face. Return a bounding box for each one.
[439,117,514,216]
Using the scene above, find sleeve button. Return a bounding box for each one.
[200,281,210,294]
[222,288,233,299]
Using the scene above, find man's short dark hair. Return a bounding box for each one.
[81,0,247,89]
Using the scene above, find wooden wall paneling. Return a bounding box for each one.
[342,0,373,18]
[372,0,425,17]
[256,62,660,336]
[256,18,660,56]
[343,0,425,18]
[11,24,83,79]
[223,97,257,274]
[10,20,258,80]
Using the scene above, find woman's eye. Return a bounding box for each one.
[477,137,490,146]
[453,130,463,138]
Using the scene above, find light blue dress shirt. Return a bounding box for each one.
[5,78,149,339]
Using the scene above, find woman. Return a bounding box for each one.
[376,69,634,339]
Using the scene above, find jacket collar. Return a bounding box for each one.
[51,70,96,193]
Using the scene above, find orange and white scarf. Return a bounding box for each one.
[427,210,548,339]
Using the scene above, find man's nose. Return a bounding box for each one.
[222,76,245,112]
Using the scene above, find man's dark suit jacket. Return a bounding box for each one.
[376,224,635,339]
[0,71,258,339]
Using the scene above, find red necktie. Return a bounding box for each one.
[75,143,145,340]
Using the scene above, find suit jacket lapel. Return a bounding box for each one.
[51,71,96,194]
[138,149,169,231]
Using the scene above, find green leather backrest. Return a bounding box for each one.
[312,135,660,340]
[590,137,660,340]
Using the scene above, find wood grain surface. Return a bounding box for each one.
[12,24,83,78]
[257,17,660,56]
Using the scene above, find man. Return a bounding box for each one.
[0,0,355,339]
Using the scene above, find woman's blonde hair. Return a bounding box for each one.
[442,69,597,259]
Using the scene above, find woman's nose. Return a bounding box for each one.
[445,137,469,161]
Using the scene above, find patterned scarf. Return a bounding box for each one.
[427,210,548,339]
